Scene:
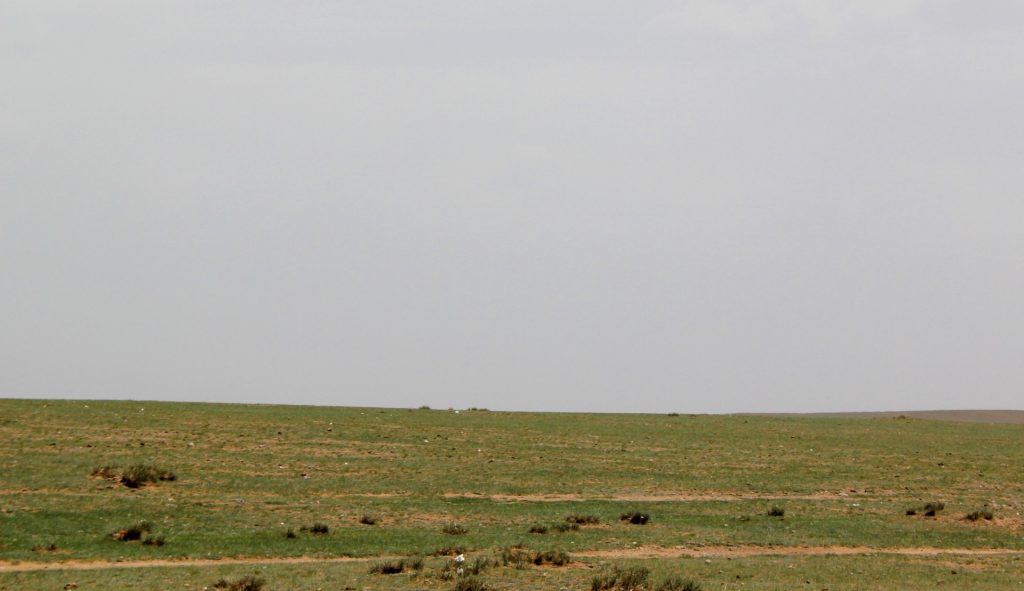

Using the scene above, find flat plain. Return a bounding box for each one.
[1,399,1022,590]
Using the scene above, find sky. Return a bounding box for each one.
[2,1,1023,414]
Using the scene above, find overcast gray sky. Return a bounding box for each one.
[2,1,1022,413]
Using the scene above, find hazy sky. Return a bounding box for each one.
[3,1,1022,413]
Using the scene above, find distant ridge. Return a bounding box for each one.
[749,409,1024,425]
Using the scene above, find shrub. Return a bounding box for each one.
[923,502,945,517]
[453,577,488,591]
[905,508,917,516]
[112,522,152,542]
[532,549,570,566]
[566,514,600,525]
[211,576,264,591]
[369,560,406,575]
[965,509,994,521]
[767,506,785,517]
[301,523,329,534]
[141,536,165,546]
[407,555,425,570]
[442,523,468,535]
[592,566,650,591]
[467,556,492,575]
[284,528,297,539]
[528,524,548,534]
[620,511,649,525]
[656,576,702,591]
[552,522,579,533]
[120,464,176,488]
[359,514,380,525]
[31,543,58,552]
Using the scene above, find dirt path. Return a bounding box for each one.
[4,546,1023,573]
[444,490,883,503]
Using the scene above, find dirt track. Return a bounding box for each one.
[4,546,1024,573]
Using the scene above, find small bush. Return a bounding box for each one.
[620,511,649,525]
[656,576,702,591]
[407,555,425,570]
[592,566,650,591]
[31,543,58,552]
[767,506,785,517]
[528,524,548,534]
[467,556,492,575]
[532,549,570,566]
[566,514,601,525]
[359,514,380,525]
[905,508,917,516]
[141,536,165,546]
[369,560,406,575]
[442,523,468,535]
[112,522,152,542]
[965,509,994,521]
[284,528,297,539]
[499,545,531,569]
[552,521,579,533]
[453,577,488,591]
[211,576,264,591]
[923,502,945,517]
[120,464,176,488]
[301,523,329,534]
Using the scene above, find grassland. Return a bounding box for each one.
[1,399,1022,590]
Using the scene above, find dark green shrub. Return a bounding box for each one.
[301,523,329,534]
[141,536,165,546]
[552,521,579,533]
[620,511,649,525]
[369,560,405,574]
[442,523,468,535]
[31,543,58,552]
[965,509,994,521]
[767,506,785,517]
[212,576,264,591]
[566,514,601,525]
[528,524,548,534]
[532,549,569,566]
[120,464,176,488]
[923,502,944,517]
[112,522,151,542]
[284,528,296,538]
[359,514,380,525]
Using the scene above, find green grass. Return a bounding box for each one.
[1,399,1023,590]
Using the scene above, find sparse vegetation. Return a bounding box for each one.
[359,514,380,525]
[528,524,548,534]
[656,576,702,591]
[552,521,579,532]
[566,513,601,525]
[767,506,785,517]
[432,546,466,557]
[453,577,488,591]
[965,509,994,521]
[31,543,58,552]
[368,560,406,575]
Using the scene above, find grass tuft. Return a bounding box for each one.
[120,464,177,488]
[566,514,601,525]
[767,506,785,517]
[359,514,380,525]
[453,576,488,591]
